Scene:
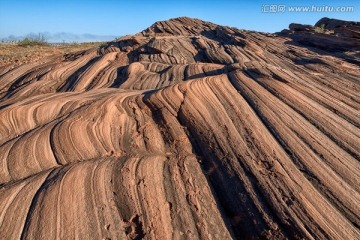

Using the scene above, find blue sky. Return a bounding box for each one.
[0,0,359,42]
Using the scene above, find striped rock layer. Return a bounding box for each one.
[0,17,359,239]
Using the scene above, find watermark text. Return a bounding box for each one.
[262,5,355,13]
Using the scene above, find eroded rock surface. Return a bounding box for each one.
[0,17,359,239]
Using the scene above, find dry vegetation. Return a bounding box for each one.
[0,42,104,67]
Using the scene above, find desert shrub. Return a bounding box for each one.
[314,24,334,34]
[314,24,325,33]
[18,34,48,46]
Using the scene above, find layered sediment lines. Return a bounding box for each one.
[0,17,359,239]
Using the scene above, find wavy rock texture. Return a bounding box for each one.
[0,17,359,239]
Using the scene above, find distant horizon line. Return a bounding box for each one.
[0,32,119,43]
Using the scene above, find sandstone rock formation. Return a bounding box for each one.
[0,17,359,239]
[281,17,360,54]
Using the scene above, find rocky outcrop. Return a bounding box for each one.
[315,17,360,30]
[0,17,359,239]
[289,23,314,32]
[280,18,360,65]
[315,17,360,39]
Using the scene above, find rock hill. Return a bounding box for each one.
[0,17,359,239]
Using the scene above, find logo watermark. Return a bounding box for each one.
[262,5,355,13]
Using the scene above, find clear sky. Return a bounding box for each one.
[0,0,359,41]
